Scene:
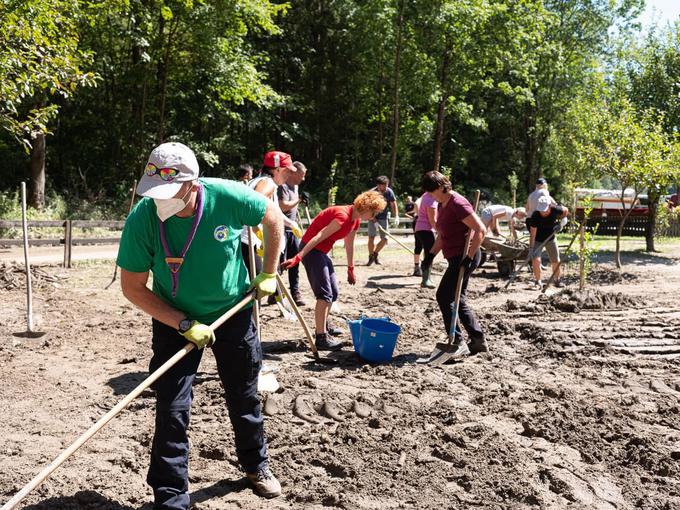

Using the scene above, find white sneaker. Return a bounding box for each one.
[533,280,544,290]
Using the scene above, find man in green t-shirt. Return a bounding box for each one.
[117,142,284,508]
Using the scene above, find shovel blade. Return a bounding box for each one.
[305,353,338,365]
[416,341,469,365]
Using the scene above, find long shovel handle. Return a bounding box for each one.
[304,205,312,231]
[246,227,261,338]
[274,273,319,358]
[448,190,481,343]
[376,223,414,255]
[0,293,254,510]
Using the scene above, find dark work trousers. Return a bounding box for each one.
[280,230,301,294]
[241,241,262,275]
[412,219,423,255]
[435,250,485,343]
[146,307,266,510]
[416,230,437,270]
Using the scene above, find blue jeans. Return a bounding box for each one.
[146,307,267,510]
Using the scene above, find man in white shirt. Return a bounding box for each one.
[480,204,526,239]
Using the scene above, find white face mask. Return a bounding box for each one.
[154,185,192,222]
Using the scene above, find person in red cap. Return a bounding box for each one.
[281,191,387,350]
[240,151,303,278]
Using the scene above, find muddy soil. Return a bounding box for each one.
[1,248,679,510]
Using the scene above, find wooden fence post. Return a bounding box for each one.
[579,223,585,291]
[63,220,73,268]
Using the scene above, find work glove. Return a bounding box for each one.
[290,221,303,239]
[248,272,277,299]
[460,256,475,272]
[254,229,264,243]
[180,321,216,349]
[299,191,310,205]
[347,265,356,285]
[281,253,303,270]
[391,215,400,228]
[256,246,264,258]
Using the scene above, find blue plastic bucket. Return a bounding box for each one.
[357,318,401,363]
[347,316,390,351]
[347,319,363,350]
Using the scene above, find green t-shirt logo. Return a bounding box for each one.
[214,225,229,242]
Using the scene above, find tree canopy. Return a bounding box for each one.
[0,0,676,220]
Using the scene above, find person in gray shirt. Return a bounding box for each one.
[277,161,308,305]
[526,177,557,216]
[367,175,398,265]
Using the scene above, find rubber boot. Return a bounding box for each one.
[421,267,435,288]
[315,332,343,351]
[413,264,422,276]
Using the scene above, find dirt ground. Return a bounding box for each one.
[1,244,679,510]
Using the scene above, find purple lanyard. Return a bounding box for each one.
[159,184,204,297]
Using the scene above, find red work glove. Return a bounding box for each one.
[347,265,356,285]
[281,253,303,270]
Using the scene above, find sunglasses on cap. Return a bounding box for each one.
[145,162,179,181]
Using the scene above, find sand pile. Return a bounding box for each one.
[506,288,642,313]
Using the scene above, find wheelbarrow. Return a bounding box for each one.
[481,236,529,278]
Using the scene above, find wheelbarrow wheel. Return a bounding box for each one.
[497,260,515,278]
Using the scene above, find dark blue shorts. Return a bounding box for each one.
[301,246,339,303]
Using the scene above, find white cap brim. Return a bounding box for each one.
[136,176,183,199]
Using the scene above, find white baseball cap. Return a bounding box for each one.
[136,142,199,199]
[536,195,551,212]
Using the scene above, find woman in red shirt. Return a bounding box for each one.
[282,191,386,350]
[422,171,488,358]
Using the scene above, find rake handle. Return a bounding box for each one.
[376,223,414,255]
[274,273,319,358]
[1,293,254,510]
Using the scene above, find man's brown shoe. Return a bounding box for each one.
[291,291,306,306]
[247,465,281,499]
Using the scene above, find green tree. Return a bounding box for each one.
[585,100,675,267]
[50,0,284,205]
[0,0,96,208]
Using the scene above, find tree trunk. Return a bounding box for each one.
[378,70,384,157]
[615,190,638,269]
[645,195,658,252]
[615,217,623,269]
[523,109,539,191]
[130,3,148,169]
[432,97,447,172]
[29,133,46,210]
[157,17,177,144]
[433,97,446,173]
[388,0,405,183]
[432,42,451,173]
